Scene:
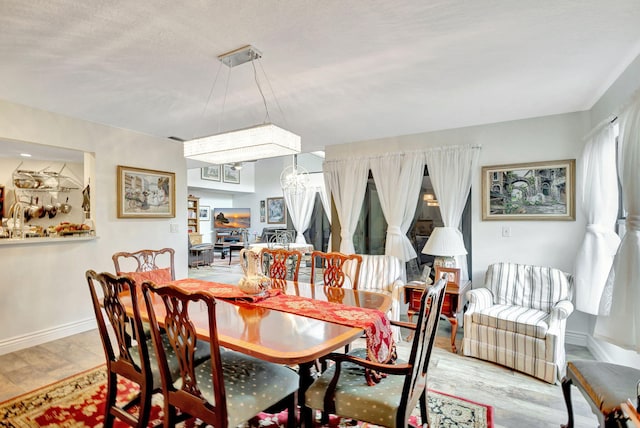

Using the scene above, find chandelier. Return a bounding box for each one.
[280,155,310,194]
[183,45,301,165]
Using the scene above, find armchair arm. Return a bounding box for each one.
[321,351,412,413]
[322,351,411,375]
[389,279,403,320]
[390,319,416,331]
[549,299,574,327]
[465,287,494,313]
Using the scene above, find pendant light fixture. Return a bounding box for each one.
[183,45,301,165]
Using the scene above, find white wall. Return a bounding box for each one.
[0,99,187,354]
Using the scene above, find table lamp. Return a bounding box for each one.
[421,226,468,268]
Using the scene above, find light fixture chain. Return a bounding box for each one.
[194,59,223,139]
[218,65,232,134]
[251,57,270,124]
[258,58,289,129]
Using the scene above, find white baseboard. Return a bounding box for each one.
[565,329,630,363]
[565,329,589,347]
[0,318,96,356]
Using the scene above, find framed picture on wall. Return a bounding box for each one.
[199,205,210,221]
[481,159,576,221]
[223,164,240,184]
[201,166,221,181]
[260,200,266,222]
[117,165,175,218]
[267,197,286,224]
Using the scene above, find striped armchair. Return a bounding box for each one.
[343,254,406,342]
[462,262,574,383]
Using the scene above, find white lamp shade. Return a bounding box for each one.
[184,123,301,164]
[421,226,468,256]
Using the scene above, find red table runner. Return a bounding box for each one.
[168,279,396,372]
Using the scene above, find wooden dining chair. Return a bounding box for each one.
[304,278,447,428]
[310,251,363,289]
[261,248,303,281]
[85,270,158,428]
[141,280,300,428]
[112,247,175,282]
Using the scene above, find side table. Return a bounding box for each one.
[404,278,471,353]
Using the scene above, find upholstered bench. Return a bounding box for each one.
[562,360,640,428]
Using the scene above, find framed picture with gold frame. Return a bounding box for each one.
[481,159,576,221]
[117,165,175,218]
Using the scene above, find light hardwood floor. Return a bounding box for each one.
[0,261,599,427]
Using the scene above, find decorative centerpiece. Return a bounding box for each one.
[238,248,271,295]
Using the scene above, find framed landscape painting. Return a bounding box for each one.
[481,159,576,221]
[117,165,175,218]
[223,165,240,184]
[201,166,221,181]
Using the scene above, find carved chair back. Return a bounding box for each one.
[86,270,155,427]
[261,248,303,281]
[112,248,175,280]
[310,251,362,289]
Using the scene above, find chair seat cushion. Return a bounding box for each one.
[305,348,407,428]
[470,304,549,339]
[567,360,640,415]
[131,337,211,389]
[182,349,298,427]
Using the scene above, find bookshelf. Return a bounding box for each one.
[187,196,202,244]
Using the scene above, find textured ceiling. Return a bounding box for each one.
[1,0,640,160]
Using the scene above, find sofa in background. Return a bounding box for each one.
[188,238,215,268]
[462,262,574,383]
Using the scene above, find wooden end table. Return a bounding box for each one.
[404,276,471,353]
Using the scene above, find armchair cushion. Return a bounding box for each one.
[471,304,550,339]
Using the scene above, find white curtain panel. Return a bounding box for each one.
[317,182,332,249]
[595,93,640,351]
[574,123,620,314]
[370,153,424,261]
[424,145,480,280]
[283,186,316,244]
[324,159,370,254]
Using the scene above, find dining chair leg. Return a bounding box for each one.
[104,372,117,428]
[298,361,315,428]
[286,392,297,428]
[419,391,429,427]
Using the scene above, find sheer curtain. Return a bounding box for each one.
[595,92,640,351]
[370,153,424,261]
[424,145,480,280]
[574,123,620,314]
[317,181,332,250]
[283,186,316,244]
[324,159,370,254]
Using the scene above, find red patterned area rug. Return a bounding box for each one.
[0,366,493,427]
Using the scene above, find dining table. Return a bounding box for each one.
[122,278,392,426]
